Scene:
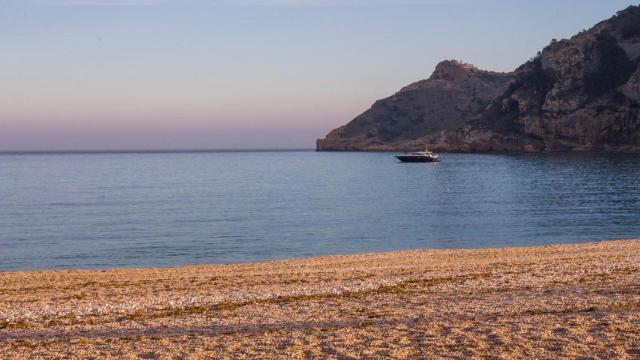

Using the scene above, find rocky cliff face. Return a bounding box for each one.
[456,5,640,152]
[316,60,513,151]
[318,5,640,152]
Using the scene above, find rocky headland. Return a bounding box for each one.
[317,6,640,152]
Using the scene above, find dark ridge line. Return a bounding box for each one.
[4,301,635,343]
[0,318,393,342]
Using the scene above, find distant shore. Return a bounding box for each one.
[2,239,640,358]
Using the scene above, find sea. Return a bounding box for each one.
[1,150,640,271]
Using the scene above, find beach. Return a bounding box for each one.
[2,239,640,359]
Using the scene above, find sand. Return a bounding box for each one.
[1,239,640,359]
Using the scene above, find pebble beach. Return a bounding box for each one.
[2,239,640,359]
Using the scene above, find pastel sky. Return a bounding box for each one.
[1,0,636,150]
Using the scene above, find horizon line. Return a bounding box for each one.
[0,147,316,155]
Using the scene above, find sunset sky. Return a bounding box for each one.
[1,0,636,151]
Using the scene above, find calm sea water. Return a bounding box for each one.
[1,151,640,271]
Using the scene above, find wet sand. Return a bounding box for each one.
[1,239,640,359]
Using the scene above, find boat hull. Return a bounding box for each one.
[396,155,439,163]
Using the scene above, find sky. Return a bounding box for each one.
[0,0,637,151]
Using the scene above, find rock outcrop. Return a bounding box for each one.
[318,5,640,152]
[316,60,513,151]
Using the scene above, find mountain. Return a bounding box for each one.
[317,5,640,152]
[316,60,513,151]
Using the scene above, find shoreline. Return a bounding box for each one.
[2,239,640,358]
[3,237,636,274]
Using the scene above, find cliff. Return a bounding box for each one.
[318,5,640,152]
[316,60,513,151]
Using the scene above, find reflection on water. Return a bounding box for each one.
[1,151,639,270]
